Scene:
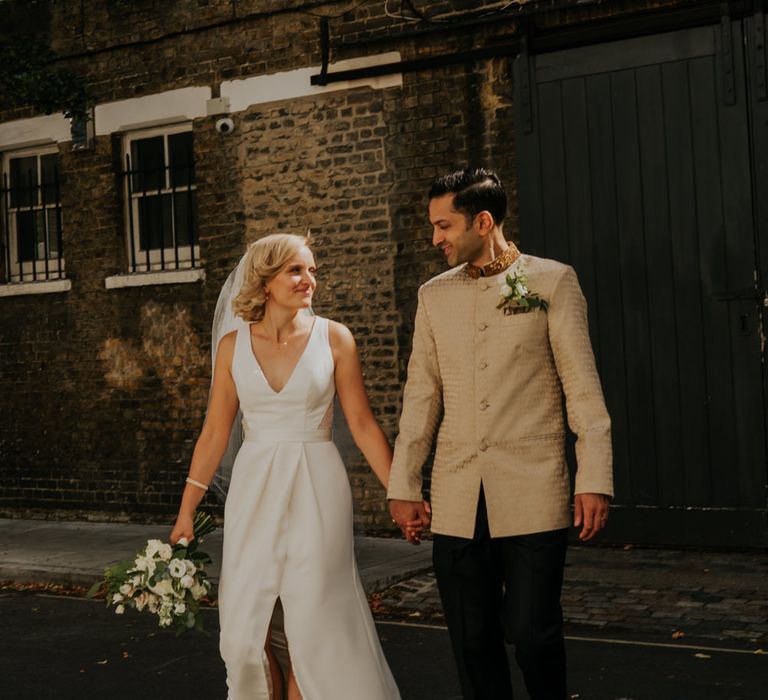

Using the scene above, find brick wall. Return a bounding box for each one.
[236,87,401,528]
[0,0,693,528]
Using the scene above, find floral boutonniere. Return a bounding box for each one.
[497,270,549,315]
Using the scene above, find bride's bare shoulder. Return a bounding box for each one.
[219,329,238,347]
[327,319,356,354]
[215,330,238,364]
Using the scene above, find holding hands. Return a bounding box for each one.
[389,499,431,545]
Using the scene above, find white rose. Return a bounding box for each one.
[158,543,173,561]
[150,579,174,597]
[190,583,206,600]
[183,560,196,576]
[112,593,124,604]
[180,575,194,589]
[168,559,186,578]
[500,283,513,297]
[134,556,155,575]
[515,282,528,296]
[131,575,142,586]
[174,602,186,615]
[115,604,125,615]
[119,583,132,596]
[145,539,163,558]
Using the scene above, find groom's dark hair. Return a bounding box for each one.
[428,168,507,225]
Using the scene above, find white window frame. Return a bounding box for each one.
[122,123,199,273]
[1,145,65,283]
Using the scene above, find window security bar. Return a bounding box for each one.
[0,163,64,284]
[122,151,199,274]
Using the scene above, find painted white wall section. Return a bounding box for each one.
[0,52,402,146]
[94,86,212,135]
[105,269,205,289]
[221,52,403,112]
[0,113,71,150]
[0,279,72,296]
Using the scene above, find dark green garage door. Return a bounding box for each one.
[514,16,768,546]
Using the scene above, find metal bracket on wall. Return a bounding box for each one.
[318,17,330,86]
[517,33,534,135]
[755,0,767,100]
[721,2,737,105]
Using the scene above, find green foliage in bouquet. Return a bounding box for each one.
[88,511,217,635]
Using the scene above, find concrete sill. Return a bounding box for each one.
[0,279,72,297]
[105,268,205,289]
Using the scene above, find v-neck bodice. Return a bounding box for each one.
[232,315,335,434]
[248,318,317,395]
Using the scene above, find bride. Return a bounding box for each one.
[170,233,423,699]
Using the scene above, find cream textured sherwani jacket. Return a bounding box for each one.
[388,254,613,538]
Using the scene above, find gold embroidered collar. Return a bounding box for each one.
[464,242,522,279]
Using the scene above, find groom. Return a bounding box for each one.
[388,168,613,699]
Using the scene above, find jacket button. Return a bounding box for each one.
[480,400,489,410]
[481,282,491,291]
[478,322,488,331]
[479,440,489,452]
[479,361,487,370]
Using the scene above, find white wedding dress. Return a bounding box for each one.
[217,316,400,700]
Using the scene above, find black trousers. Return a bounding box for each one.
[432,487,568,700]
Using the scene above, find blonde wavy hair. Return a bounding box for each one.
[232,233,311,323]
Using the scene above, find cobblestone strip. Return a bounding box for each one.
[370,547,768,647]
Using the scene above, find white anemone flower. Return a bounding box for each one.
[168,559,186,578]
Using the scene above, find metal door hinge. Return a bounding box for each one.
[712,289,768,305]
[517,33,533,135]
[755,0,767,101]
[721,2,737,105]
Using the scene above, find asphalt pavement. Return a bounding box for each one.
[2,590,765,700]
[1,517,767,699]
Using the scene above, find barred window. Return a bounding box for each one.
[1,147,64,283]
[123,125,199,273]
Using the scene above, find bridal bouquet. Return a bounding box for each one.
[88,511,216,634]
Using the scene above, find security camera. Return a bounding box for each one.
[215,117,235,135]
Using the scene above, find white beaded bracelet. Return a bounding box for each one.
[185,477,209,492]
